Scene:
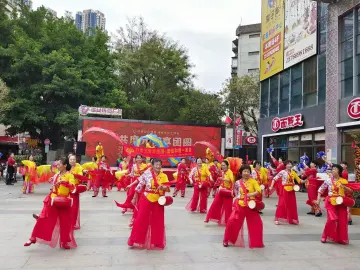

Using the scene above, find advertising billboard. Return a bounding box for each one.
[81,119,222,165]
[260,0,285,81]
[284,0,317,68]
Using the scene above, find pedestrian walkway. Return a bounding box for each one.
[0,183,360,269]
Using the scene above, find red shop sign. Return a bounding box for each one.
[347,98,360,119]
[271,114,304,132]
[245,136,257,144]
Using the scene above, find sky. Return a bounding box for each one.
[33,0,262,93]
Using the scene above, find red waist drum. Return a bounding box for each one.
[158,196,173,206]
[72,185,87,194]
[248,200,265,211]
[218,188,233,197]
[51,196,73,208]
[335,196,355,207]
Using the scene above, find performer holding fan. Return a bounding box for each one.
[317,164,354,245]
[173,158,189,198]
[127,159,170,250]
[186,158,213,213]
[24,158,77,249]
[204,160,235,226]
[223,164,264,248]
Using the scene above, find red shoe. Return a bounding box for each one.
[204,219,209,223]
[62,243,71,249]
[127,239,134,247]
[321,238,326,243]
[32,214,39,220]
[223,241,228,247]
[24,239,36,247]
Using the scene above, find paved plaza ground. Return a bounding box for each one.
[1,180,360,270]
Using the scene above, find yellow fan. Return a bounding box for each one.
[21,160,36,169]
[173,172,178,180]
[115,169,128,180]
[36,165,51,176]
[82,162,98,171]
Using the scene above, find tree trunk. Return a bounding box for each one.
[239,110,250,132]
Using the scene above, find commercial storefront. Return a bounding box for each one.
[258,104,325,163]
[258,0,360,176]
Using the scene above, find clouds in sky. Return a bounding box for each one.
[33,0,261,92]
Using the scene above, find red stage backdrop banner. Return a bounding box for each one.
[123,145,194,158]
[82,119,222,165]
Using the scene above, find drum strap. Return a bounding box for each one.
[239,180,248,205]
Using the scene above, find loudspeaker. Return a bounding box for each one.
[76,142,86,155]
[64,141,74,155]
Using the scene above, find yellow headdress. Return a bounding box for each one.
[206,148,214,162]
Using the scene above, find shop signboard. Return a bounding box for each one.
[225,128,233,149]
[78,105,122,117]
[271,113,304,132]
[347,97,360,120]
[284,0,317,69]
[260,0,285,81]
[245,136,257,145]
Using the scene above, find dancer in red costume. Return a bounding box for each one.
[340,161,353,225]
[211,160,222,197]
[205,160,235,225]
[128,159,170,250]
[116,155,148,214]
[317,164,353,245]
[269,152,285,197]
[93,155,112,198]
[270,160,304,225]
[251,161,268,213]
[68,155,85,230]
[24,157,77,249]
[303,161,322,217]
[186,158,213,213]
[173,158,188,197]
[223,164,264,248]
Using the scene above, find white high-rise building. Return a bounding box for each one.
[75,9,106,36]
[5,0,32,15]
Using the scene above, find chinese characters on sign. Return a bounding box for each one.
[284,0,317,69]
[245,136,257,145]
[271,114,304,132]
[347,98,360,120]
[260,0,285,81]
[123,145,194,158]
[78,105,122,116]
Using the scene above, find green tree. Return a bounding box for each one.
[221,74,260,135]
[113,17,194,121]
[177,90,224,125]
[0,6,116,144]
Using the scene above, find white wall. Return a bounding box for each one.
[237,33,260,77]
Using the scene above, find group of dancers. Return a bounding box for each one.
[21,145,359,250]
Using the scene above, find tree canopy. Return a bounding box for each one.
[221,74,260,135]
[0,9,225,145]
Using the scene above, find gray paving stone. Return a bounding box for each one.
[1,182,360,269]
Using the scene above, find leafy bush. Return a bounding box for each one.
[14,155,43,166]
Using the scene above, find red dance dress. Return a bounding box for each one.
[173,163,188,197]
[115,163,148,213]
[128,169,170,250]
[186,165,211,213]
[93,161,112,197]
[70,163,84,230]
[318,177,351,244]
[205,169,235,226]
[303,167,323,215]
[272,170,302,225]
[25,172,77,249]
[223,178,264,248]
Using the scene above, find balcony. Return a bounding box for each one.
[232,39,238,53]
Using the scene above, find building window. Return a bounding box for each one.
[248,68,259,73]
[318,53,326,104]
[248,51,260,56]
[249,33,260,38]
[260,80,269,118]
[290,64,302,111]
[319,3,328,54]
[269,75,279,116]
[279,70,290,114]
[341,129,360,172]
[341,12,354,98]
[303,57,317,108]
